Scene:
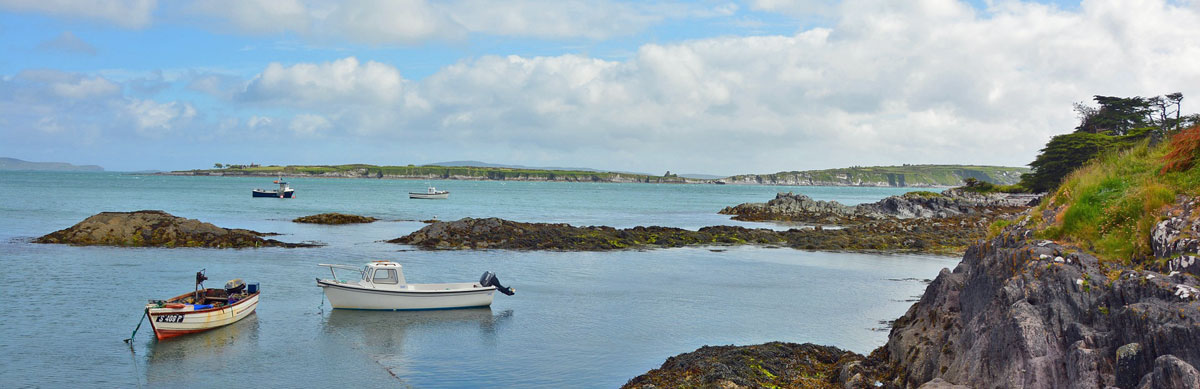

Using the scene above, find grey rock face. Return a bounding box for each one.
[1136,354,1200,389]
[884,229,1200,388]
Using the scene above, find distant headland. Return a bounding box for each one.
[163,162,1028,187]
[0,157,103,172]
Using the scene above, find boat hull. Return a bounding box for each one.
[147,292,259,340]
[408,192,448,199]
[252,190,293,198]
[317,280,494,310]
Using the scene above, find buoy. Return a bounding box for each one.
[164,303,185,309]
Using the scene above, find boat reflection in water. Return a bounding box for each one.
[321,307,513,379]
[143,312,260,384]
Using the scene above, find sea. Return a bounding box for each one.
[0,171,958,388]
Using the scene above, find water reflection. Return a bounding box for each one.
[143,313,260,384]
[321,308,514,378]
[323,308,512,345]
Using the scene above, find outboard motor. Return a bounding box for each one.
[479,271,515,296]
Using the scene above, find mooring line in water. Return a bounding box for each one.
[124,310,148,344]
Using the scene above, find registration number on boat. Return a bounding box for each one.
[155,314,184,323]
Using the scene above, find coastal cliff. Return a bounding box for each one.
[629,135,1200,388]
[720,165,1028,187]
[625,223,1200,388]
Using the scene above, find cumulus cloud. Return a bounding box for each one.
[213,0,1200,173]
[0,0,157,28]
[6,0,1200,174]
[240,57,409,108]
[288,113,331,136]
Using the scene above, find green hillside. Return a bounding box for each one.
[173,163,696,183]
[722,165,1029,187]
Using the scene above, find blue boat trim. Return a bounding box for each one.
[330,305,492,311]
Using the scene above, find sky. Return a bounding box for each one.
[1,0,1198,175]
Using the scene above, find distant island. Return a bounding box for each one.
[0,157,103,172]
[724,164,1028,186]
[166,162,1028,187]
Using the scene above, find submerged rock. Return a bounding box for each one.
[35,210,315,248]
[293,212,378,224]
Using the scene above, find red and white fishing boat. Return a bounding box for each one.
[144,271,260,340]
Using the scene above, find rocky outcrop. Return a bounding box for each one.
[392,215,1002,255]
[624,342,863,389]
[391,217,785,250]
[1151,195,1200,276]
[720,189,1037,224]
[627,225,1200,388]
[293,212,377,224]
[35,210,314,248]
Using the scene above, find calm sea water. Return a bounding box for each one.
[0,172,954,388]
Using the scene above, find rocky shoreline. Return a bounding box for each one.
[625,219,1200,388]
[35,210,316,248]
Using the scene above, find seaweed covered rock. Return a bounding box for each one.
[35,210,314,248]
[391,215,999,254]
[391,217,785,250]
[293,212,378,224]
[623,342,863,389]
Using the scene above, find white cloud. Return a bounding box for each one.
[0,0,157,28]
[288,113,331,136]
[51,75,120,99]
[218,0,1200,173]
[126,99,196,136]
[240,57,408,107]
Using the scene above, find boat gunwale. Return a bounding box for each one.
[147,290,260,315]
[316,279,495,296]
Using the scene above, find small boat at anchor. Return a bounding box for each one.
[145,270,260,340]
[252,177,294,198]
[409,186,449,199]
[316,261,513,310]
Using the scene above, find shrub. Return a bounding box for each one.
[1160,124,1200,174]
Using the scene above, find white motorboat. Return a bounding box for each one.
[315,261,513,310]
[409,186,449,199]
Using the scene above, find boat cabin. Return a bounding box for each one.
[362,261,407,286]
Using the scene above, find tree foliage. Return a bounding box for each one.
[1022,93,1190,193]
[1020,132,1115,192]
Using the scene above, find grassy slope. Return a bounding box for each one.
[1028,132,1200,265]
[726,165,1029,186]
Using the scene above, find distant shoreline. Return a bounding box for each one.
[155,170,967,188]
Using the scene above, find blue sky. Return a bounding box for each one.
[1,0,1197,174]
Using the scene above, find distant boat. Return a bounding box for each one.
[315,261,513,310]
[144,270,260,340]
[409,186,449,199]
[252,177,294,198]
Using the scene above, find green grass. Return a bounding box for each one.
[1033,138,1191,264]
